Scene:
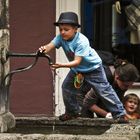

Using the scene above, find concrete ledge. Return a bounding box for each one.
[15,116,114,126]
[0,133,137,140]
[0,112,15,132]
[0,117,139,140]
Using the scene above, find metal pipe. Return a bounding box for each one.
[2,50,53,86]
[6,51,53,65]
[7,52,38,57]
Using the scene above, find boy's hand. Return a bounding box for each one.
[39,43,55,54]
[39,46,46,53]
[51,63,63,69]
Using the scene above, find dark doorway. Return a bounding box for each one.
[81,0,112,51]
[9,0,56,116]
[81,0,140,78]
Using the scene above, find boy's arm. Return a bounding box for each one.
[90,104,108,117]
[90,104,112,118]
[39,42,55,53]
[84,88,112,118]
[51,55,82,69]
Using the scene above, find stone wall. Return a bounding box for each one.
[0,0,15,133]
[0,0,9,86]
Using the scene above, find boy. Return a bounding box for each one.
[39,12,127,122]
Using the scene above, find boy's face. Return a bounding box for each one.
[59,24,77,41]
[124,98,138,114]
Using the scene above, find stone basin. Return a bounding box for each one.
[8,117,112,135]
[1,117,140,140]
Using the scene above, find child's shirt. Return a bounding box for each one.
[125,113,140,120]
[51,32,102,73]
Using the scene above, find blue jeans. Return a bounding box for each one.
[62,64,126,118]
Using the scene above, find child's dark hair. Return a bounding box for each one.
[123,93,140,113]
[114,59,140,82]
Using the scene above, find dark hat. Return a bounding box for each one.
[54,12,81,28]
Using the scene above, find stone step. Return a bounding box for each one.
[0,133,137,140]
[0,117,139,140]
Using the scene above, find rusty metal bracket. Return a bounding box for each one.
[0,49,53,115]
[1,49,53,86]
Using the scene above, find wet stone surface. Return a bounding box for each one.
[1,117,140,140]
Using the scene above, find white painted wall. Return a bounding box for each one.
[125,83,140,98]
[55,0,81,116]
